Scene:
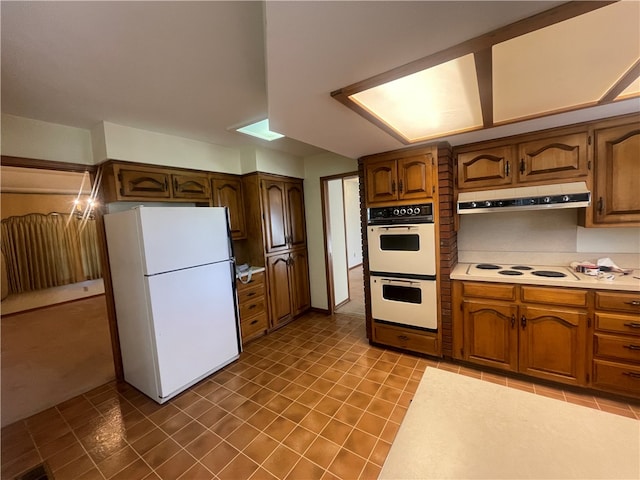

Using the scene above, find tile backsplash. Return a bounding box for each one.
[458,209,640,269]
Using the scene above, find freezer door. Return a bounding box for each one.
[146,261,239,399]
[138,207,231,275]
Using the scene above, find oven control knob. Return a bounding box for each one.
[484,201,492,207]
[393,209,400,216]
[562,195,570,202]
[471,202,477,208]
[543,196,551,203]
[529,199,536,204]
[400,208,406,215]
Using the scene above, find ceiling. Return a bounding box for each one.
[2,1,639,162]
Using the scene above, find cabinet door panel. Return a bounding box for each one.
[519,306,586,386]
[266,254,292,328]
[457,146,513,189]
[261,180,288,252]
[398,154,433,200]
[286,182,307,248]
[117,167,171,199]
[212,177,246,239]
[290,249,311,316]
[594,124,640,224]
[172,174,210,200]
[517,133,588,183]
[366,160,397,204]
[463,300,518,371]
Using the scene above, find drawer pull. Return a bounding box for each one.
[623,344,640,351]
[624,300,640,306]
[248,304,257,310]
[511,314,515,329]
[521,315,527,329]
[397,335,409,341]
[250,319,258,325]
[246,292,256,297]
[622,371,640,379]
[623,322,640,328]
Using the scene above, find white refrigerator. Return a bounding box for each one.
[104,206,241,403]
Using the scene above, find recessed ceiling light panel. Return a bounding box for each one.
[349,54,483,142]
[236,119,285,141]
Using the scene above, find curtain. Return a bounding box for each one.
[1,213,102,294]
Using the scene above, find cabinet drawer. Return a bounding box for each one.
[462,282,516,301]
[594,334,640,362]
[240,311,268,339]
[237,283,264,305]
[595,312,640,336]
[521,286,587,308]
[595,291,640,313]
[239,296,265,320]
[372,322,439,356]
[236,271,265,292]
[592,359,640,397]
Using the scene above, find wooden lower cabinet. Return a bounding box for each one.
[266,248,310,329]
[372,321,439,357]
[236,271,268,343]
[454,281,589,387]
[592,291,640,396]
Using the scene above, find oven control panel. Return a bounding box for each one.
[368,203,434,224]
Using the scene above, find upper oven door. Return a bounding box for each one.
[368,223,436,276]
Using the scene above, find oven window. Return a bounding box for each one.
[379,234,419,251]
[382,284,422,304]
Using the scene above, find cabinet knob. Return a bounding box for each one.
[511,314,515,329]
[623,344,640,351]
[623,322,640,328]
[521,315,527,329]
[624,300,640,306]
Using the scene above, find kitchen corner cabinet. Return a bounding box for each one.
[267,248,311,328]
[592,291,640,397]
[363,147,436,205]
[591,122,640,226]
[211,174,246,239]
[454,281,588,387]
[456,131,589,191]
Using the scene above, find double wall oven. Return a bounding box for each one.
[367,203,438,331]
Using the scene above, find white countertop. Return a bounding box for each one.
[451,263,640,292]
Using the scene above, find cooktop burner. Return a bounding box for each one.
[511,265,533,270]
[499,270,523,276]
[476,264,501,270]
[532,270,567,278]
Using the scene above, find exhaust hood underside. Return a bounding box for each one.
[457,182,591,214]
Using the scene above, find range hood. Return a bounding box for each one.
[457,182,591,214]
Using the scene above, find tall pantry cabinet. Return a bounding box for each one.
[241,173,311,330]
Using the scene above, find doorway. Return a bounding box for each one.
[320,172,363,315]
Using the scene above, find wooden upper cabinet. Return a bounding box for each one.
[364,150,435,205]
[365,160,397,204]
[211,175,246,239]
[593,123,640,225]
[517,132,588,183]
[116,165,171,199]
[171,173,210,200]
[285,182,307,249]
[398,154,434,201]
[456,146,513,190]
[261,178,306,253]
[262,180,288,252]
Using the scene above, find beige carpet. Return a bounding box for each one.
[381,367,640,479]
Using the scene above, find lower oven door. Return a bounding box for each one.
[370,275,438,330]
[368,223,435,276]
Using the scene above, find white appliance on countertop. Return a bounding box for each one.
[104,206,241,404]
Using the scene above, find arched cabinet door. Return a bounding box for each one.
[593,124,640,225]
[266,253,293,328]
[285,182,306,249]
[365,160,397,204]
[456,146,513,190]
[211,176,246,239]
[261,179,288,253]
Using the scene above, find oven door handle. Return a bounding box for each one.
[373,225,420,231]
[380,278,421,286]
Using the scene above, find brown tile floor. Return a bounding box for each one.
[3,288,639,479]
